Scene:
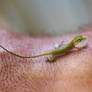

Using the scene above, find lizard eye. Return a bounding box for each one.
[78,39,81,42]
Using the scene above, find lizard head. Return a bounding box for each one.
[72,36,86,45]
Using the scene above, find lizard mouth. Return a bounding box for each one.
[82,37,86,41]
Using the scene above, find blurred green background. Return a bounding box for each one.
[0,0,92,35]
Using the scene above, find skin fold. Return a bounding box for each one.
[0,28,92,92]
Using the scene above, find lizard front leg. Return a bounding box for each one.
[75,45,86,50]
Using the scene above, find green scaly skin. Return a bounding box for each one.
[0,36,86,62]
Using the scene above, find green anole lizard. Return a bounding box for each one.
[0,36,86,61]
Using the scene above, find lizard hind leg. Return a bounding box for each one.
[47,55,55,62]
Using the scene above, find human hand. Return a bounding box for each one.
[0,29,91,92]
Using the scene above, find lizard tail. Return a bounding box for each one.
[0,45,52,58]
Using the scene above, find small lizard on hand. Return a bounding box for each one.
[0,36,86,62]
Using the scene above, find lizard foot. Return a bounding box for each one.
[47,55,55,62]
